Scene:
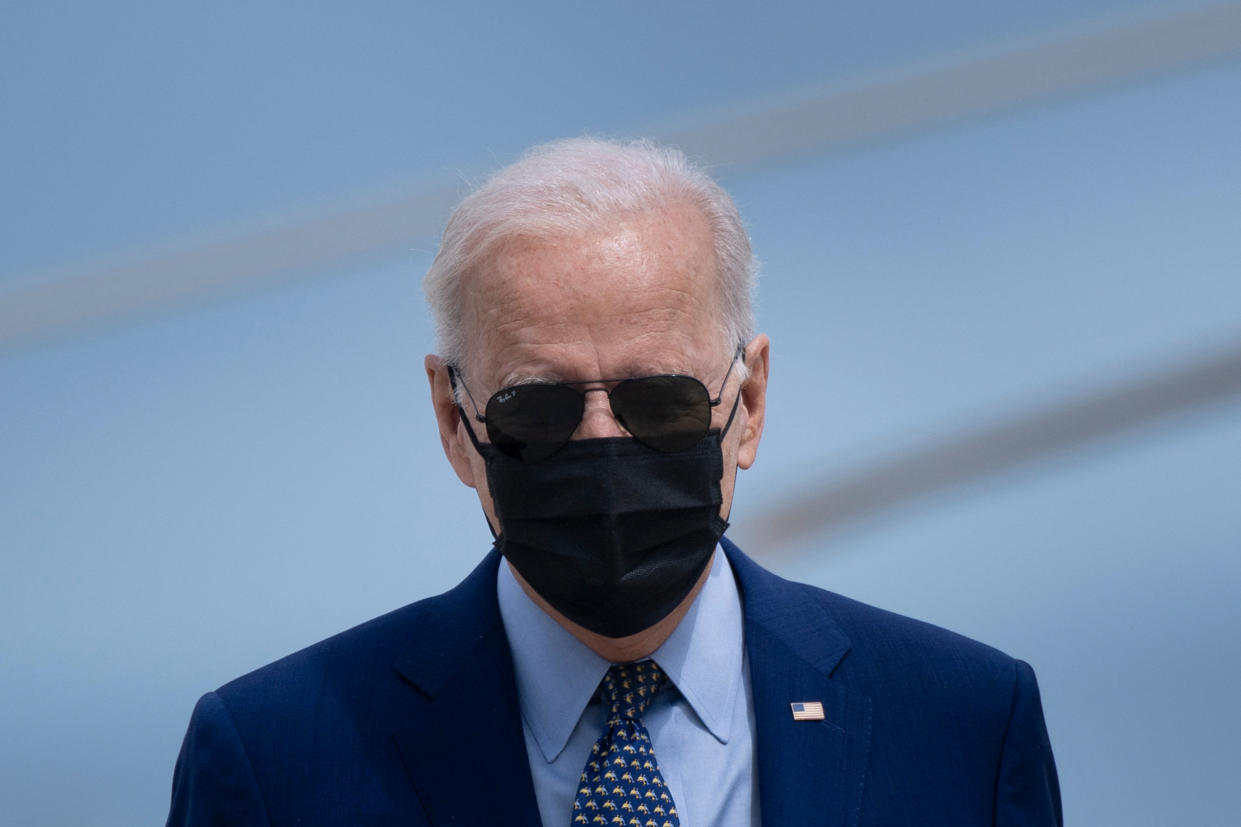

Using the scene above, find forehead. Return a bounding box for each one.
[462,202,724,385]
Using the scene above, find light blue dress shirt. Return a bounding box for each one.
[497,545,760,827]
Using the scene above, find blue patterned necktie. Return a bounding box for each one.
[572,661,681,826]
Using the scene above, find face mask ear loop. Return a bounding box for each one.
[719,367,745,440]
[448,366,488,456]
[713,342,748,441]
[448,366,502,540]
[716,345,747,530]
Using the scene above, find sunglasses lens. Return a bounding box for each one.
[482,374,712,461]
[485,383,584,462]
[610,375,711,453]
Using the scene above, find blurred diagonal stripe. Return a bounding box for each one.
[3,3,1241,351]
[740,336,1241,549]
[664,1,1241,169]
[0,181,466,351]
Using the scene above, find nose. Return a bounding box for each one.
[573,388,628,440]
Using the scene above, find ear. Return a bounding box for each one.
[425,354,479,489]
[736,334,770,470]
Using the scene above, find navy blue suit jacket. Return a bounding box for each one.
[167,538,1061,825]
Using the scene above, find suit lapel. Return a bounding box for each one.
[391,550,542,826]
[725,539,872,827]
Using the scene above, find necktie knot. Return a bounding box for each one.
[602,661,667,722]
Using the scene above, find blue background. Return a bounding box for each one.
[2,2,1239,824]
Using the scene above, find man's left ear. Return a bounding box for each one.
[736,334,770,470]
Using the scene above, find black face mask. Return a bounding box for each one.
[465,426,732,639]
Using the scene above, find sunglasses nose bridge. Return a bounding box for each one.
[574,386,630,440]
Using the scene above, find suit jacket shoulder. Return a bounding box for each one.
[167,551,542,826]
[723,537,1061,826]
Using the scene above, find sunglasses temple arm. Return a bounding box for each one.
[709,343,748,403]
[717,342,751,437]
[447,367,491,455]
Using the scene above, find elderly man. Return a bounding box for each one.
[167,138,1061,826]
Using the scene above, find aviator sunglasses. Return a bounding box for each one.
[448,344,746,462]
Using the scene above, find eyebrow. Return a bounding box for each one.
[498,373,558,388]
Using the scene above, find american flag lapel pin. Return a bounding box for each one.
[790,701,825,721]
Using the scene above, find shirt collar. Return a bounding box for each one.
[497,544,745,763]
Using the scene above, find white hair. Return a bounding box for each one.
[423,137,758,372]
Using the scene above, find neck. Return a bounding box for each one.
[507,557,714,663]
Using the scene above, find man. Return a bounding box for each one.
[167,138,1061,825]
